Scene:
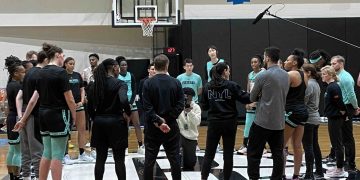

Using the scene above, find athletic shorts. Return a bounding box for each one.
[130,102,138,111]
[91,115,128,149]
[6,112,20,145]
[285,109,308,128]
[39,107,70,137]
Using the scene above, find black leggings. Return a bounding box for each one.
[95,146,126,180]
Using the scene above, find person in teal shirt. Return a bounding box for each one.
[237,55,264,155]
[331,55,359,171]
[177,58,203,103]
[205,45,224,82]
[116,56,145,154]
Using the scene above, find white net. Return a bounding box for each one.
[140,18,155,37]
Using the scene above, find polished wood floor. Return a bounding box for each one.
[0,123,360,178]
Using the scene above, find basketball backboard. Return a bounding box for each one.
[112,0,180,27]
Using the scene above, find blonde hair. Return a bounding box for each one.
[321,65,339,82]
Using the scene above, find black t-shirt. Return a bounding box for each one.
[22,66,41,115]
[87,77,131,118]
[324,81,346,118]
[36,65,70,109]
[67,71,84,103]
[6,80,22,113]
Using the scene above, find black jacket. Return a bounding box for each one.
[201,80,250,122]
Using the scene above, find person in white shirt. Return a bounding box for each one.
[177,87,201,171]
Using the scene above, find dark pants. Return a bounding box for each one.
[328,116,344,168]
[144,129,181,180]
[343,104,356,169]
[95,146,126,180]
[201,120,237,180]
[302,124,323,176]
[247,123,284,180]
[180,135,197,171]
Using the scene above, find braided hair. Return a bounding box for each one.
[92,58,118,109]
[4,55,23,84]
[209,62,229,88]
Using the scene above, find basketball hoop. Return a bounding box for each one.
[139,18,156,37]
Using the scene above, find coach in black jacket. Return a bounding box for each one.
[142,54,184,180]
[201,62,250,180]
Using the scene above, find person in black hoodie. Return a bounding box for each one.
[142,54,184,180]
[320,65,347,178]
[87,58,131,180]
[201,62,251,180]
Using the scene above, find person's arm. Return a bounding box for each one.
[330,85,347,112]
[357,72,360,87]
[342,78,359,109]
[197,75,203,96]
[169,81,185,120]
[200,85,209,111]
[187,103,201,127]
[129,73,136,104]
[79,73,85,105]
[234,83,251,104]
[204,63,209,82]
[13,91,39,132]
[15,90,23,118]
[118,82,131,116]
[250,73,264,102]
[64,90,77,123]
[304,82,313,105]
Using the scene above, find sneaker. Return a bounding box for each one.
[216,144,223,153]
[137,145,145,154]
[63,154,76,165]
[160,145,165,151]
[313,172,324,179]
[326,169,345,178]
[196,145,200,152]
[326,167,337,174]
[236,146,247,155]
[90,149,97,159]
[79,153,94,162]
[263,149,268,154]
[322,156,335,164]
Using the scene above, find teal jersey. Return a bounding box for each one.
[118,72,132,101]
[337,69,358,109]
[176,72,203,102]
[248,69,264,92]
[206,59,224,82]
[247,69,264,113]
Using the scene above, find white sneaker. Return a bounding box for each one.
[263,149,268,154]
[22,177,31,180]
[326,167,337,174]
[326,168,345,178]
[63,154,76,165]
[196,145,201,152]
[137,145,145,155]
[236,146,247,155]
[160,145,165,151]
[90,150,97,159]
[79,153,94,162]
[216,144,223,153]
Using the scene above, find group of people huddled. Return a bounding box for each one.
[1,42,360,180]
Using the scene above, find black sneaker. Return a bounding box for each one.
[313,172,324,179]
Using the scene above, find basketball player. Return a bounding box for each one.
[5,56,25,180]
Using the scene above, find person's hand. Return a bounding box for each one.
[159,123,170,133]
[184,107,193,113]
[76,102,83,108]
[13,119,25,132]
[355,108,360,116]
[340,110,346,115]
